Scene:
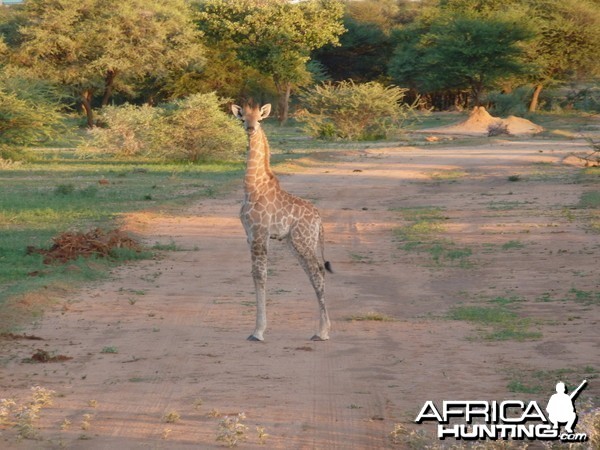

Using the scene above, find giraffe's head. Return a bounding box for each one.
[231,102,271,136]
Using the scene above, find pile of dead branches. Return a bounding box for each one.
[27,228,142,264]
[572,139,600,167]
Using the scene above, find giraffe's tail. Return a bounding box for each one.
[319,223,334,274]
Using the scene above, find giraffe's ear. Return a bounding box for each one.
[260,104,271,120]
[231,104,243,119]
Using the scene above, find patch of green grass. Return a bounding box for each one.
[501,240,525,250]
[568,288,600,306]
[395,221,444,241]
[490,295,525,306]
[349,252,374,264]
[575,190,600,233]
[536,288,600,306]
[392,207,473,268]
[346,312,395,322]
[389,206,445,222]
[578,191,600,208]
[100,346,118,354]
[487,200,532,211]
[448,305,516,324]
[429,170,467,182]
[0,150,244,331]
[448,305,541,341]
[151,241,184,251]
[505,366,595,400]
[507,380,543,394]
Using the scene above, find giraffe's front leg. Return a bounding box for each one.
[249,240,268,342]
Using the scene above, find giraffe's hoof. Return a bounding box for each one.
[310,334,329,342]
[247,335,264,342]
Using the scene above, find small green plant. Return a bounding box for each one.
[152,241,182,251]
[80,413,93,430]
[54,184,76,195]
[501,240,525,250]
[430,170,467,182]
[256,426,269,445]
[6,386,57,439]
[216,412,248,447]
[208,408,221,418]
[30,386,56,407]
[488,121,509,137]
[389,423,429,447]
[0,398,17,426]
[100,346,118,354]
[346,312,395,322]
[163,410,181,424]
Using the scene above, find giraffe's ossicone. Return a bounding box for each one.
[231,102,332,342]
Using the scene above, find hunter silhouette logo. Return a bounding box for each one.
[415,379,589,443]
[546,379,587,434]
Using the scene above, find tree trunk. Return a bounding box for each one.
[275,79,291,125]
[529,84,544,112]
[101,70,117,107]
[81,90,94,128]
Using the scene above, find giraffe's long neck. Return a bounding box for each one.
[244,128,275,193]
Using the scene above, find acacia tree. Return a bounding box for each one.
[525,0,600,111]
[197,0,345,124]
[389,11,532,108]
[314,0,398,83]
[15,0,203,127]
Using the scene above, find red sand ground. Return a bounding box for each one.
[1,137,598,449]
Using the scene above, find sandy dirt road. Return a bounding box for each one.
[1,138,599,449]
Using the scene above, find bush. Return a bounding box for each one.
[0,73,65,159]
[163,93,246,161]
[297,80,417,141]
[82,93,246,162]
[86,104,163,157]
[485,86,532,117]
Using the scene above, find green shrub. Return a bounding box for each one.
[86,104,163,157]
[297,80,417,141]
[486,86,532,117]
[162,93,246,161]
[565,86,600,113]
[0,73,65,159]
[82,93,246,162]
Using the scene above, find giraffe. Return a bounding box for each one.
[231,102,332,342]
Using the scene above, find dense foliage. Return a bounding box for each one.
[83,93,246,161]
[0,72,64,159]
[298,81,417,140]
[196,0,345,124]
[0,0,599,154]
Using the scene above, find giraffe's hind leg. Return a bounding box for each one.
[288,230,331,341]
